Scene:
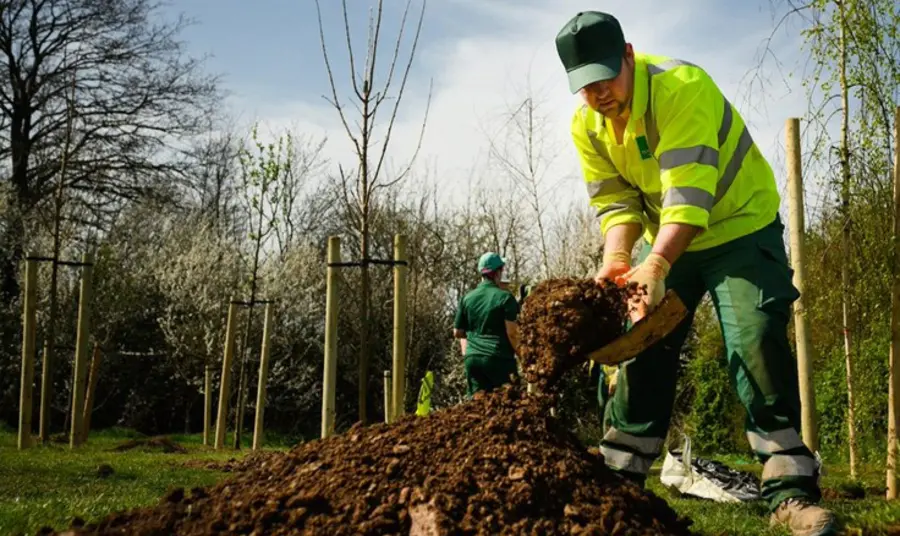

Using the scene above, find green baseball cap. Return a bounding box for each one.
[477,252,505,274]
[555,11,626,93]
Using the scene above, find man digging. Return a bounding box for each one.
[555,11,836,536]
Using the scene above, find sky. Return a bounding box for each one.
[162,0,824,218]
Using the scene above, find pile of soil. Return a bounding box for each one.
[48,278,694,535]
[517,277,637,391]
[52,385,693,536]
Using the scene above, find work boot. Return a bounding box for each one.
[769,497,837,536]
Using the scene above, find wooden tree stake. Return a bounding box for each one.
[70,252,93,448]
[215,301,238,449]
[321,236,340,439]
[252,303,274,450]
[80,343,102,443]
[391,234,408,420]
[786,118,819,453]
[18,257,38,449]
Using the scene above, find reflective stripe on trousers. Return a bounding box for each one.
[747,428,819,481]
[600,426,664,476]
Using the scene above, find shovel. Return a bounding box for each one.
[586,289,688,365]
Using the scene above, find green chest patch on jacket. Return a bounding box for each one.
[635,135,653,160]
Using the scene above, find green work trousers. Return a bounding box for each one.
[598,216,822,511]
[591,364,614,435]
[464,355,518,398]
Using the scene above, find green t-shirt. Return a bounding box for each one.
[454,280,519,360]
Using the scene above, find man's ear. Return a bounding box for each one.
[624,43,635,65]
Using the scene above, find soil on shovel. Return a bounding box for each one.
[517,277,638,391]
[52,385,694,536]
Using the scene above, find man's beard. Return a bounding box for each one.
[596,99,628,119]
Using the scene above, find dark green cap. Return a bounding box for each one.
[477,252,505,274]
[555,11,625,93]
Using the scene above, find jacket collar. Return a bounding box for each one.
[630,52,650,121]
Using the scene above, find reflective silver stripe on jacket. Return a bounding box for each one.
[645,59,752,208]
[595,196,643,227]
[586,175,632,198]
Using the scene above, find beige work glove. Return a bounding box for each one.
[594,249,632,284]
[616,252,670,315]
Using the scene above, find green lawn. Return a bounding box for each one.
[0,428,276,535]
[647,455,900,536]
[1,429,899,535]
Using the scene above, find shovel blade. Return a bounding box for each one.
[586,290,687,366]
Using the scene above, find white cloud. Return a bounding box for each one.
[230,0,818,218]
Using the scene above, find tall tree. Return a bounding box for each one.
[836,0,859,478]
[759,0,900,475]
[314,0,431,424]
[484,85,563,279]
[231,125,289,448]
[0,0,220,302]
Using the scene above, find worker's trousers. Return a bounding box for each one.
[599,216,822,511]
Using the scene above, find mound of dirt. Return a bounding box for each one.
[48,278,693,536]
[53,385,694,536]
[517,277,636,391]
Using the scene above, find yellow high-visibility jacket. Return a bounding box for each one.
[570,52,781,251]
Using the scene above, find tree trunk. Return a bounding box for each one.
[203,363,212,446]
[359,219,371,425]
[4,100,31,303]
[887,105,900,500]
[838,0,859,479]
[184,399,192,435]
[525,98,550,278]
[234,193,265,448]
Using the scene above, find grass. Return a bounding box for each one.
[1,429,899,535]
[0,428,275,535]
[646,455,900,535]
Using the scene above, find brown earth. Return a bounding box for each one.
[48,278,694,536]
[51,385,694,536]
[517,277,637,391]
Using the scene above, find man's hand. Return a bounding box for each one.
[594,249,631,284]
[617,252,670,312]
[594,223,642,284]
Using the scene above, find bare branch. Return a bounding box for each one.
[313,0,361,155]
[369,0,427,191]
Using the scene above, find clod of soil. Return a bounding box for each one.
[54,384,695,536]
[109,437,187,454]
[517,277,637,391]
[95,464,114,479]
